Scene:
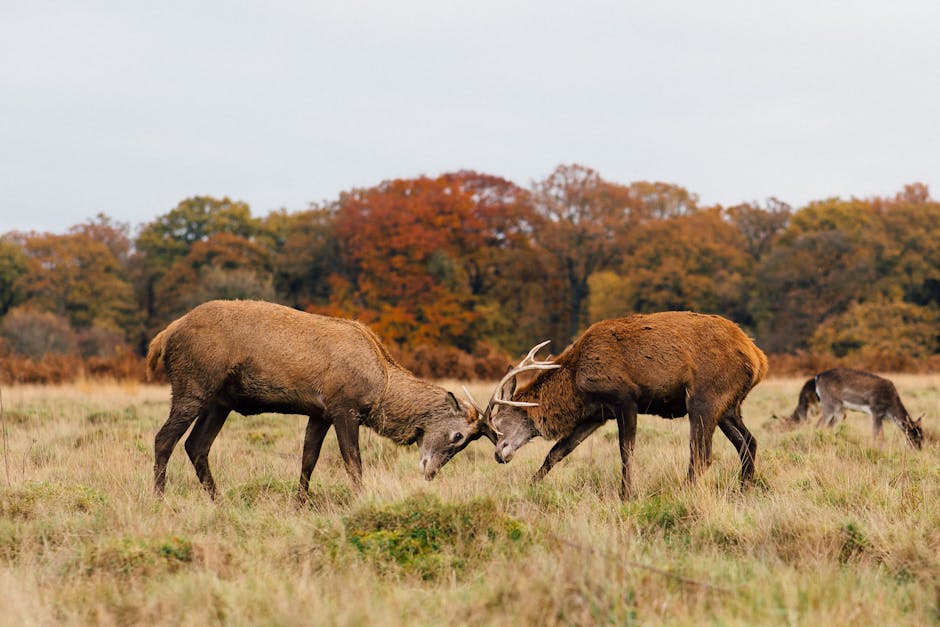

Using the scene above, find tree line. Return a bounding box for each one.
[1,165,938,382]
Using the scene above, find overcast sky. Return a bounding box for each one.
[2,1,938,234]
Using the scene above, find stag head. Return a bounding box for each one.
[904,414,924,450]
[418,392,492,480]
[468,340,560,464]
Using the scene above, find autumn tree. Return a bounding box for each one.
[871,184,940,307]
[725,198,791,261]
[435,171,549,354]
[587,208,751,323]
[753,188,940,354]
[329,175,490,349]
[70,213,133,265]
[14,231,138,338]
[528,165,638,343]
[624,180,700,220]
[810,299,939,369]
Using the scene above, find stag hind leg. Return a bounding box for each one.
[718,405,757,486]
[154,395,205,496]
[183,403,231,499]
[297,414,331,504]
[817,397,844,429]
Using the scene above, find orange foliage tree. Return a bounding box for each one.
[327,174,490,349]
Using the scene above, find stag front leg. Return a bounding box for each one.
[297,414,331,504]
[871,412,885,440]
[532,419,604,482]
[333,411,363,491]
[183,403,231,499]
[687,398,719,483]
[616,401,638,500]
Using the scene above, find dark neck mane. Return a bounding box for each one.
[517,366,585,440]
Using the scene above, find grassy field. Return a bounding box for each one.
[0,375,938,625]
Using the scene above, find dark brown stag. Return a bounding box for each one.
[788,368,923,449]
[470,312,768,499]
[147,300,489,501]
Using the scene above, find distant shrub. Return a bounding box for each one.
[84,349,146,380]
[76,324,127,359]
[0,347,145,384]
[396,342,510,380]
[0,353,84,384]
[0,307,78,358]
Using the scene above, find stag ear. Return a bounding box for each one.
[446,391,460,412]
[499,366,517,399]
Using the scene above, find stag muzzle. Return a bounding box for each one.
[420,455,440,481]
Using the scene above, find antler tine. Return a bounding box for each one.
[519,339,554,367]
[482,362,560,423]
[461,385,484,416]
[494,398,540,408]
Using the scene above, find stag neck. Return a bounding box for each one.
[362,370,451,444]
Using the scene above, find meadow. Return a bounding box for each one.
[0,375,937,625]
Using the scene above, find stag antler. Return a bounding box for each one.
[479,340,561,434]
[461,386,484,416]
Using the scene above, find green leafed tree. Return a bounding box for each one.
[135,196,258,327]
[587,208,751,324]
[0,237,28,317]
[263,206,341,310]
[152,232,274,326]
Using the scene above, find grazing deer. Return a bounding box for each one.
[467,312,768,499]
[788,368,923,449]
[147,300,491,501]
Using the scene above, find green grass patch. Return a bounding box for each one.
[344,493,526,580]
[226,477,297,506]
[76,536,194,578]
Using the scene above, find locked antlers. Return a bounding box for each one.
[463,340,560,435]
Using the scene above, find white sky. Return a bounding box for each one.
[2,1,938,234]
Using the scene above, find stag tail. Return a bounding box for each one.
[790,377,819,422]
[752,348,769,387]
[146,329,169,381]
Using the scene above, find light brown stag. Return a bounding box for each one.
[469,311,768,499]
[787,368,923,449]
[147,300,491,501]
